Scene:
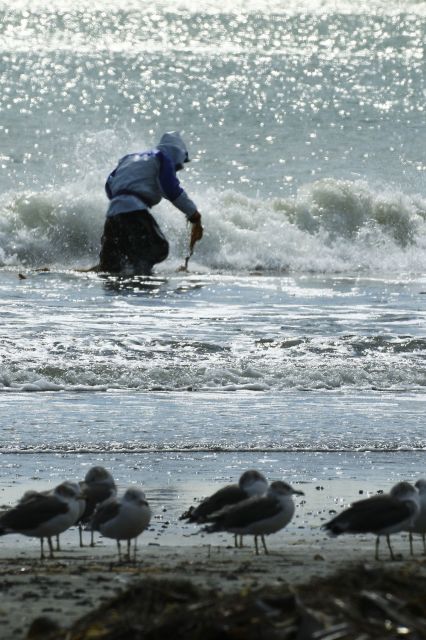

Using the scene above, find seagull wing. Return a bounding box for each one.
[325,496,415,535]
[91,499,121,531]
[207,495,281,531]
[80,484,116,522]
[0,495,69,533]
[19,490,45,503]
[184,484,246,522]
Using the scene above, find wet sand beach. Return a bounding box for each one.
[2,531,426,639]
[1,462,426,638]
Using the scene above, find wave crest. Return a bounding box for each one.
[291,178,424,245]
[1,178,425,273]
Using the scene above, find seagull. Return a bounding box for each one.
[0,481,85,559]
[408,479,426,555]
[180,469,269,548]
[203,480,304,555]
[77,466,117,547]
[324,481,420,560]
[90,487,151,562]
[18,482,86,551]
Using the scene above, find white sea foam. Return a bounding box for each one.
[1,178,424,274]
[1,354,425,393]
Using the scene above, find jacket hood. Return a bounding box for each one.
[157,131,190,167]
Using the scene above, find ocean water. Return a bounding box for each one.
[0,0,425,547]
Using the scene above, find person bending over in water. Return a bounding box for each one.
[99,131,203,275]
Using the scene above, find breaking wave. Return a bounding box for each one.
[1,178,425,274]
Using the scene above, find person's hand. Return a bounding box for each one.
[189,212,203,250]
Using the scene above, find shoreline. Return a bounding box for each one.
[2,534,426,640]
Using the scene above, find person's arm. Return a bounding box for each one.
[158,152,203,248]
[157,152,198,219]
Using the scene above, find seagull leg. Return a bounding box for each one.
[40,537,45,561]
[79,524,84,547]
[409,532,414,556]
[133,537,138,562]
[90,530,95,547]
[375,535,380,560]
[117,539,122,562]
[386,534,396,561]
[234,534,238,548]
[239,535,244,548]
[254,536,259,556]
[55,534,60,551]
[48,537,55,559]
[261,535,269,555]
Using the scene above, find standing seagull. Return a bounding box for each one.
[0,481,85,559]
[203,480,304,555]
[324,481,419,560]
[91,487,151,562]
[180,469,269,548]
[408,479,426,555]
[77,466,117,547]
[18,481,86,551]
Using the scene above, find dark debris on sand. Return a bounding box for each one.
[27,563,426,640]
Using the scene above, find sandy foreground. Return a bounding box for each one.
[1,530,426,640]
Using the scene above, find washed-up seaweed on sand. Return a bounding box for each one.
[27,563,426,640]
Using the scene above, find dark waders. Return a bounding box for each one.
[99,210,169,275]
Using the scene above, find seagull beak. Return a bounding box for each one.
[293,489,305,496]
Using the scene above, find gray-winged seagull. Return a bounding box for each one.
[203,480,304,554]
[91,487,151,561]
[0,481,85,559]
[77,466,117,547]
[324,481,419,560]
[408,478,426,555]
[18,481,85,551]
[181,469,268,547]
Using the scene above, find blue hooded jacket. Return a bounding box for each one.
[105,132,198,220]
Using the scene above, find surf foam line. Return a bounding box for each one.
[1,177,425,273]
[1,445,425,454]
[1,360,426,393]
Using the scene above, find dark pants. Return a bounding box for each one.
[99,210,169,275]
